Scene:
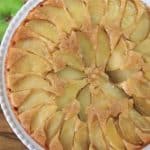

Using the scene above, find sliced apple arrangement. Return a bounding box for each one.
[6,0,150,149]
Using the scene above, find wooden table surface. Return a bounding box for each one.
[0,107,26,150]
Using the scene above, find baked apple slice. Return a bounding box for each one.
[144,55,150,63]
[77,32,95,67]
[14,38,50,59]
[88,117,107,149]
[121,0,137,32]
[31,105,57,146]
[25,19,59,43]
[31,104,57,133]
[19,89,54,113]
[108,51,143,83]
[13,26,55,50]
[100,0,123,50]
[107,38,127,71]
[105,0,120,22]
[37,5,75,33]
[143,63,150,81]
[53,50,84,71]
[10,90,31,107]
[129,109,150,132]
[56,79,87,109]
[77,85,91,121]
[108,69,134,83]
[73,122,89,150]
[46,111,64,142]
[63,0,90,28]
[97,74,127,99]
[134,38,150,56]
[19,106,41,133]
[134,97,150,116]
[118,113,142,145]
[10,53,51,75]
[121,73,150,98]
[60,116,77,150]
[87,0,105,25]
[105,118,126,150]
[57,67,85,80]
[130,11,150,43]
[48,133,63,150]
[96,27,110,68]
[11,74,51,92]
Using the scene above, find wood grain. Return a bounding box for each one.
[0,107,26,150]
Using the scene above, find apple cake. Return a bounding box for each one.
[5,0,150,149]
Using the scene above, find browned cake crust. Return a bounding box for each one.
[5,0,150,149]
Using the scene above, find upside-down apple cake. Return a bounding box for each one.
[5,0,150,149]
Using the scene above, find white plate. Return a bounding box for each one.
[0,0,150,150]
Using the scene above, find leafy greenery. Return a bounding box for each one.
[0,0,24,41]
[0,19,8,39]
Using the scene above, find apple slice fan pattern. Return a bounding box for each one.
[5,0,150,149]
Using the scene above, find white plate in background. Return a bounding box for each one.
[143,0,150,5]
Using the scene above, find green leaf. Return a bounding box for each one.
[0,0,23,41]
[0,19,8,40]
[0,0,23,17]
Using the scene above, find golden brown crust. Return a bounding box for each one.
[18,106,41,133]
[32,128,46,146]
[48,133,63,150]
[10,90,31,107]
